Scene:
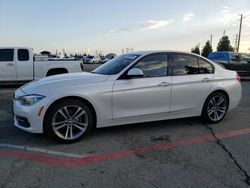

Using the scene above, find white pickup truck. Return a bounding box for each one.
[0,47,84,83]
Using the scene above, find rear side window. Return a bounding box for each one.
[0,49,14,61]
[133,54,168,77]
[18,49,29,61]
[198,59,213,74]
[172,54,199,75]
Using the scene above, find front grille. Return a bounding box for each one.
[16,116,31,128]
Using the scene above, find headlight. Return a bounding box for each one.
[18,95,45,106]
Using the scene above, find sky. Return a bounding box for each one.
[0,0,250,55]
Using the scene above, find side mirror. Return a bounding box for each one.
[127,68,144,78]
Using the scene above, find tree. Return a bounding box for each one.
[201,41,213,58]
[217,36,234,51]
[191,45,200,55]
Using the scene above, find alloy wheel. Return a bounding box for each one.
[52,105,88,140]
[207,95,227,122]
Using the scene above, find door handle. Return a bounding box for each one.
[202,78,212,82]
[158,82,171,87]
[6,63,14,66]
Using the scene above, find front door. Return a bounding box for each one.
[112,53,172,119]
[0,49,17,81]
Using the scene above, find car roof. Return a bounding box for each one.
[128,50,218,66]
[126,50,197,56]
[209,51,235,54]
[0,47,33,50]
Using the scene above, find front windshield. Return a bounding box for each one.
[92,54,140,75]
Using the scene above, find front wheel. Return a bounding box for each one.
[202,92,229,124]
[44,99,93,143]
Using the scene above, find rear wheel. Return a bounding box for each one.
[44,99,93,143]
[202,92,229,124]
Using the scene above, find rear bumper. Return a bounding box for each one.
[228,82,242,110]
[229,96,241,110]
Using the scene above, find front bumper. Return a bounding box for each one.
[13,89,50,134]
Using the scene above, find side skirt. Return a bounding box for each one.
[97,108,202,128]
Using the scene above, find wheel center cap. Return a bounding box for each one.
[68,120,73,124]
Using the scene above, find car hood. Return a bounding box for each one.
[20,72,110,95]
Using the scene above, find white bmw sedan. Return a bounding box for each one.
[13,51,242,143]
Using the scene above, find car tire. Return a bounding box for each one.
[202,92,229,124]
[44,99,93,143]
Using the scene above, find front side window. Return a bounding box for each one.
[133,54,168,77]
[172,54,199,75]
[18,49,29,61]
[0,49,14,62]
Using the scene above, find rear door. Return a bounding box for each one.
[16,49,33,81]
[170,53,214,112]
[0,49,17,81]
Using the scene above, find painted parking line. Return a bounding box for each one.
[1,127,250,168]
[0,143,87,158]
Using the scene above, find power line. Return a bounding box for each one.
[212,15,239,35]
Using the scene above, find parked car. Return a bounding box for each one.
[84,55,94,64]
[100,53,117,64]
[13,51,241,143]
[82,55,87,63]
[208,52,250,76]
[0,47,83,83]
[84,55,101,64]
[91,56,102,64]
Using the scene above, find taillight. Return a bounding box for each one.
[236,73,241,82]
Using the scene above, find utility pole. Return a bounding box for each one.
[237,14,243,52]
[234,34,238,52]
[210,34,213,46]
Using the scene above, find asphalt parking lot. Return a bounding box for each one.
[0,80,250,188]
